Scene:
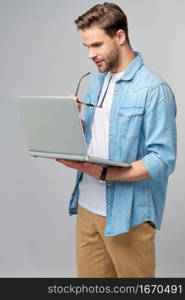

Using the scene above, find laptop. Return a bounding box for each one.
[16,96,130,168]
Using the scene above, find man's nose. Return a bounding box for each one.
[88,48,96,60]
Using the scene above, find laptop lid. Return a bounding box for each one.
[17,96,87,156]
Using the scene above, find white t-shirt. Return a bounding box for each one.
[78,70,125,216]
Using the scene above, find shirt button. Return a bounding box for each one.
[107,183,111,186]
[108,205,111,208]
[109,136,112,139]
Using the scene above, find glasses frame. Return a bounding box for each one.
[75,72,112,108]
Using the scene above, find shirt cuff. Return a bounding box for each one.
[142,153,168,179]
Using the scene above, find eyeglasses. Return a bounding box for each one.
[75,72,112,108]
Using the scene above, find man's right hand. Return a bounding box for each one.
[68,94,82,113]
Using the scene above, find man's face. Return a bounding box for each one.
[80,25,120,73]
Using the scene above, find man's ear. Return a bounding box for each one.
[117,29,126,45]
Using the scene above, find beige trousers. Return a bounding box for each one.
[76,205,156,278]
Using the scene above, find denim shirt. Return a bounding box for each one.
[69,51,177,236]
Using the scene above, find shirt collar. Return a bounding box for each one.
[97,51,143,82]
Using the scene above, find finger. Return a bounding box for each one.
[57,159,81,169]
[56,159,65,163]
[83,162,91,167]
[77,103,82,113]
[68,94,80,101]
[56,159,71,165]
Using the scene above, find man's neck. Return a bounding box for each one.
[111,44,136,73]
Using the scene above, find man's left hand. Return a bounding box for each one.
[56,159,103,180]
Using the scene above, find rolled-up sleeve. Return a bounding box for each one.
[141,83,177,179]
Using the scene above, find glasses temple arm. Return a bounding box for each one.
[75,72,91,96]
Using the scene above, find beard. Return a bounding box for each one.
[98,44,120,73]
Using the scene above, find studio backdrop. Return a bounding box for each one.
[0,0,184,277]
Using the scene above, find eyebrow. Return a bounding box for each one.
[83,41,102,47]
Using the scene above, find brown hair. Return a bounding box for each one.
[74,2,130,44]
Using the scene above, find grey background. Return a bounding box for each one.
[0,0,184,277]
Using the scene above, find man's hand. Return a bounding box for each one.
[56,159,103,180]
[68,94,82,113]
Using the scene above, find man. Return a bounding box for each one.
[57,2,177,277]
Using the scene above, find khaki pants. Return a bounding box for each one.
[76,205,156,278]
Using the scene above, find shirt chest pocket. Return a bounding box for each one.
[118,107,145,138]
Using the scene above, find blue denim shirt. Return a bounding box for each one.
[69,51,177,236]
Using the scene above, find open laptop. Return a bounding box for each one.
[16,96,130,167]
